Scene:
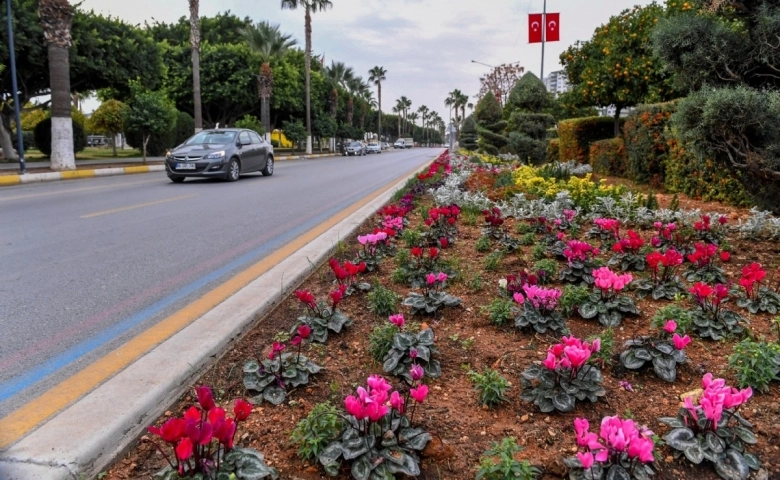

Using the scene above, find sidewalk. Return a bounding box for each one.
[0,152,338,186]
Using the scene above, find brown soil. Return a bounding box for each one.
[104,175,780,480]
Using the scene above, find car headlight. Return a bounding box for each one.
[203,151,225,160]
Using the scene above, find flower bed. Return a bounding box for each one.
[107,151,780,480]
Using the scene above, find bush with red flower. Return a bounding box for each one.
[693,213,729,244]
[329,258,369,295]
[634,248,686,300]
[512,284,567,334]
[316,374,432,478]
[243,325,322,405]
[291,287,352,343]
[688,282,745,340]
[564,415,656,480]
[520,335,606,413]
[395,246,454,289]
[401,272,461,316]
[734,262,780,314]
[424,204,460,248]
[578,267,640,327]
[481,206,521,251]
[381,313,441,380]
[148,386,278,479]
[659,373,760,480]
[608,229,647,272]
[685,242,729,284]
[619,320,691,382]
[587,217,621,245]
[560,240,601,285]
[355,231,389,271]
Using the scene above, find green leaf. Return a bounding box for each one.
[426,359,442,378]
[262,386,286,405]
[578,302,599,319]
[399,428,431,451]
[684,443,704,464]
[393,333,414,350]
[243,359,260,374]
[416,328,434,344]
[350,455,373,480]
[620,350,646,370]
[152,467,179,480]
[658,416,685,428]
[652,355,678,382]
[714,450,750,480]
[382,349,403,373]
[382,448,421,476]
[223,447,279,480]
[733,427,758,444]
[663,427,698,451]
[606,465,631,480]
[743,452,761,471]
[705,431,726,453]
[552,392,576,412]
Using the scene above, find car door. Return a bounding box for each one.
[237,131,256,170]
[249,131,267,172]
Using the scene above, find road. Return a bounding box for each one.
[0,148,440,418]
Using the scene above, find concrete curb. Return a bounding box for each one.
[0,153,338,187]
[0,154,436,479]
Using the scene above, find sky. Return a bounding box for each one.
[78,0,654,120]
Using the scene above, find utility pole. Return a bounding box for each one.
[541,0,547,80]
[6,0,26,174]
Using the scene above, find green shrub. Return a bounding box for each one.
[650,303,693,333]
[519,232,536,246]
[173,111,195,146]
[484,251,503,271]
[368,323,397,362]
[532,259,558,282]
[508,132,547,165]
[234,114,264,135]
[622,101,677,184]
[546,138,559,163]
[484,298,515,326]
[557,116,617,163]
[531,244,547,260]
[467,273,484,292]
[589,138,626,177]
[11,130,35,151]
[560,284,590,317]
[290,402,343,461]
[468,368,511,407]
[728,338,780,394]
[664,128,751,207]
[401,227,423,248]
[546,128,558,139]
[476,235,492,253]
[475,437,540,480]
[366,282,400,317]
[32,118,88,157]
[461,115,479,151]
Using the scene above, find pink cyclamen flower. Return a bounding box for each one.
[513,292,525,304]
[619,380,634,392]
[410,384,429,403]
[426,273,437,285]
[409,348,418,359]
[390,391,405,414]
[410,364,424,381]
[367,375,392,393]
[344,395,367,420]
[437,272,448,283]
[663,320,677,334]
[357,235,369,245]
[389,313,405,328]
[673,334,691,350]
[577,451,595,470]
[542,352,557,370]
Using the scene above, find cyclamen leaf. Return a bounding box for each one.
[350,455,373,480]
[684,443,705,464]
[606,465,631,480]
[382,448,421,476]
[620,350,647,370]
[714,450,750,480]
[263,386,286,405]
[552,392,575,412]
[663,427,698,451]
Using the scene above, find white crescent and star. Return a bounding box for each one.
[548,21,557,30]
[531,21,540,30]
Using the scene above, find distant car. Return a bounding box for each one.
[165,128,273,183]
[381,142,390,150]
[344,141,366,156]
[393,140,405,149]
[366,143,381,154]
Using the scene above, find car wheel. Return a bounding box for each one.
[261,156,274,176]
[169,176,185,183]
[226,158,240,182]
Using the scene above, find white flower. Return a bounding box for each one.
[498,279,508,289]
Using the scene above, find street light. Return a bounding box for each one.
[471,60,494,69]
[5,0,26,174]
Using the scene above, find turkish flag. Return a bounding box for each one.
[545,13,560,42]
[528,13,543,43]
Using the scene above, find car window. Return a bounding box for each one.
[239,131,251,145]
[249,132,263,144]
[185,131,236,145]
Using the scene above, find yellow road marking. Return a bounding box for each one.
[80,194,198,218]
[0,175,21,186]
[61,170,96,180]
[0,158,433,449]
[0,178,158,202]
[124,166,151,174]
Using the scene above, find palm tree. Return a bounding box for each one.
[323,61,354,118]
[345,76,364,125]
[407,112,418,133]
[444,90,458,139]
[357,82,375,130]
[368,66,386,142]
[457,91,469,128]
[393,102,403,138]
[400,96,412,135]
[39,0,75,170]
[280,0,333,154]
[241,21,297,138]
[189,0,203,132]
[417,105,429,145]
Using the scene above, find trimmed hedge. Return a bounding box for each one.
[623,101,677,184]
[590,138,626,177]
[546,138,559,164]
[664,131,750,207]
[33,118,87,157]
[558,116,618,163]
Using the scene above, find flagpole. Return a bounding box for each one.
[541,0,546,80]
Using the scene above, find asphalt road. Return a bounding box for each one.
[0,148,440,418]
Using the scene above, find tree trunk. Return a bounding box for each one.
[613,106,622,138]
[48,43,75,171]
[377,83,382,143]
[261,96,271,138]
[0,114,17,160]
[304,6,312,154]
[190,0,203,132]
[346,97,354,124]
[397,116,400,138]
[112,135,117,157]
[142,133,149,164]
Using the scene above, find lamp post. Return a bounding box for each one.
[5,0,26,174]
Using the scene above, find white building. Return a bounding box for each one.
[544,71,570,96]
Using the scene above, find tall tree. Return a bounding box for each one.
[323,60,353,118]
[477,63,525,107]
[241,21,297,138]
[392,102,402,138]
[368,66,386,141]
[39,0,74,170]
[280,0,332,154]
[417,105,428,144]
[189,0,202,132]
[89,99,128,157]
[400,96,412,135]
[561,3,675,136]
[345,76,364,125]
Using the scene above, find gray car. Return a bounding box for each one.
[344,141,366,156]
[165,129,274,183]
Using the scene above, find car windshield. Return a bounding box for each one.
[349,142,362,147]
[185,131,236,145]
